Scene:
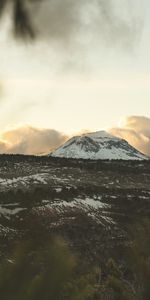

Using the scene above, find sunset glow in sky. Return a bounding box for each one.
[0,0,150,155]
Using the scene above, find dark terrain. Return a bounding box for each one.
[0,155,150,264]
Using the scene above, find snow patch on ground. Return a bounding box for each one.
[0,173,49,190]
[51,197,108,209]
[0,206,27,217]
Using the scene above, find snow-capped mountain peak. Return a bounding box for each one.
[51,131,148,160]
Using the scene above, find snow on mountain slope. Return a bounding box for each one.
[51,131,148,160]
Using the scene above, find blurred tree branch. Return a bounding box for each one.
[0,0,39,39]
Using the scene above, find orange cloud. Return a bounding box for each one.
[0,116,149,157]
[0,126,68,155]
[109,116,150,157]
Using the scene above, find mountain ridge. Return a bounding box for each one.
[51,130,148,160]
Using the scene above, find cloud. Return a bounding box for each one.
[0,126,68,155]
[29,0,142,50]
[0,0,143,77]
[0,117,149,156]
[110,116,150,157]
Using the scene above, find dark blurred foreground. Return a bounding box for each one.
[0,217,150,300]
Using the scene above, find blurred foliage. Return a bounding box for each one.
[127,218,150,300]
[0,218,150,300]
[0,237,97,300]
[99,218,150,300]
[0,0,37,39]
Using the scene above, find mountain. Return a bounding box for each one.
[51,131,148,160]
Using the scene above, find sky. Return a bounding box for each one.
[0,0,150,155]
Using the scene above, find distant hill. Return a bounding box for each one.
[51,131,148,160]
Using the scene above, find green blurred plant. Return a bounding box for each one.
[0,237,96,300]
